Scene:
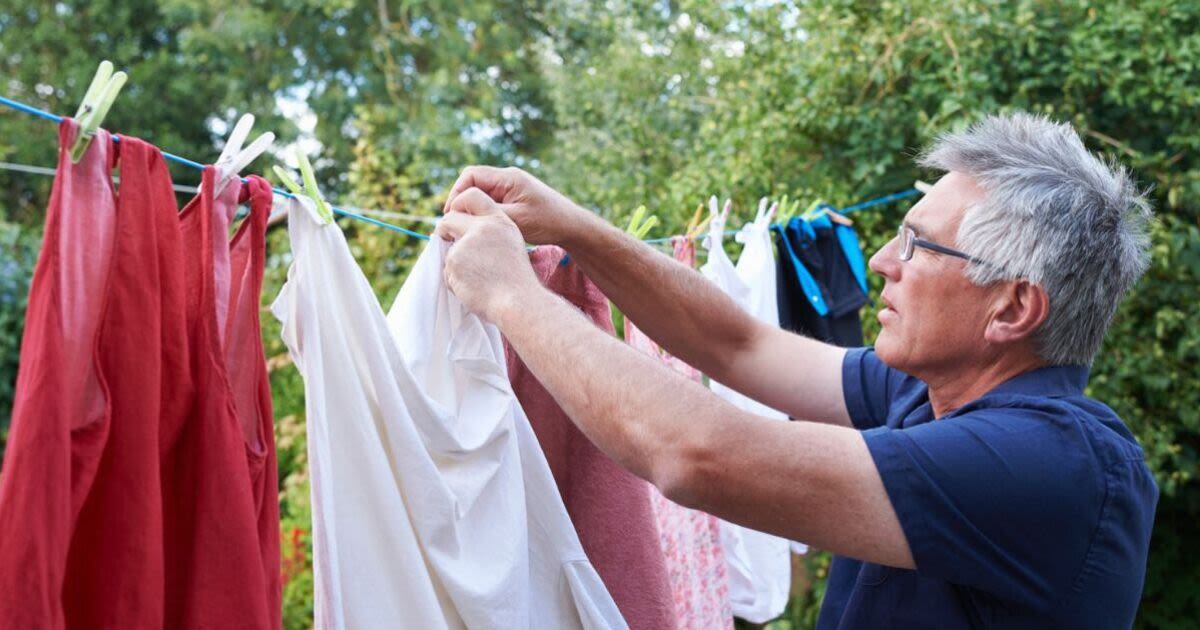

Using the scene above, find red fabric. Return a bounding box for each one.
[223,176,282,630]
[0,122,279,628]
[504,245,676,630]
[167,167,276,629]
[0,121,175,628]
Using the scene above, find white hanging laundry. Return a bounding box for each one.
[699,197,796,624]
[271,195,627,630]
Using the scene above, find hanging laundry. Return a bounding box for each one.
[624,236,734,630]
[219,176,284,628]
[0,119,161,629]
[774,213,868,554]
[505,245,676,630]
[168,167,279,629]
[698,203,793,623]
[774,215,868,347]
[272,205,625,630]
[0,121,278,629]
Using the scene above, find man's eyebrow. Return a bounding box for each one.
[903,219,928,236]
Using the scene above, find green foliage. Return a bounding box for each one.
[0,0,288,224]
[534,1,1200,625]
[0,221,41,455]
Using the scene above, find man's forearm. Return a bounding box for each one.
[495,283,913,568]
[557,212,851,426]
[497,282,710,482]
[560,213,757,384]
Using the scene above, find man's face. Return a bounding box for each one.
[868,172,998,375]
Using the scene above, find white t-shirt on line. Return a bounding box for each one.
[272,196,627,630]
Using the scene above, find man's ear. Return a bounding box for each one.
[984,279,1050,345]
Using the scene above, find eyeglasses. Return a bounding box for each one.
[897,224,992,267]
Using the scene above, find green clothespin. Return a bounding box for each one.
[70,61,128,163]
[777,195,807,225]
[272,149,335,224]
[625,204,659,240]
[775,194,791,224]
[799,198,826,222]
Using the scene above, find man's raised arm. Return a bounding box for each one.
[444,165,853,426]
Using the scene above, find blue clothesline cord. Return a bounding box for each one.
[2,92,922,247]
[0,95,63,123]
[642,188,923,246]
[839,188,922,214]
[0,93,430,240]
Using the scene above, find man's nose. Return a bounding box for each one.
[870,235,901,281]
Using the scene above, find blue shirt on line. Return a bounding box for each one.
[818,348,1158,630]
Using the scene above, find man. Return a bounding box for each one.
[434,112,1158,628]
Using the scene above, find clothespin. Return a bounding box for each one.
[702,196,731,250]
[801,200,854,227]
[214,113,274,195]
[799,199,826,222]
[272,149,334,224]
[914,179,934,194]
[684,202,709,241]
[736,197,776,244]
[824,206,854,226]
[625,205,659,240]
[775,194,802,224]
[773,194,789,224]
[70,61,128,163]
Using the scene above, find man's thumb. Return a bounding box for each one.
[433,211,473,242]
[447,187,502,217]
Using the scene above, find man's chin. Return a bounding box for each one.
[873,331,902,368]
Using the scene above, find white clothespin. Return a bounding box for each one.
[215,114,274,195]
[764,200,779,225]
[703,195,731,250]
[736,197,774,243]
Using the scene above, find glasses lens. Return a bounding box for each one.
[898,226,913,261]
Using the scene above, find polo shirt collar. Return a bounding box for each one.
[986,364,1090,399]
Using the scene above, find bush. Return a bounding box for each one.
[0,220,42,460]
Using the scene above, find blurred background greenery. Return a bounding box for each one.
[1,1,1197,627]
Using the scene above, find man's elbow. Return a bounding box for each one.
[649,422,722,510]
[706,318,767,387]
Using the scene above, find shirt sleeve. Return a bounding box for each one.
[861,407,1108,607]
[841,347,911,430]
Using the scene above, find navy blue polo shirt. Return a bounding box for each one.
[818,348,1158,629]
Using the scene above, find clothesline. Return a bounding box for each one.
[0,160,201,194]
[1,93,923,246]
[0,94,429,240]
[642,189,923,245]
[0,159,442,224]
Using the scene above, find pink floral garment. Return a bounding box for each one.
[622,237,734,630]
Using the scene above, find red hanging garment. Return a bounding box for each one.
[66,128,194,629]
[221,174,282,628]
[504,246,676,630]
[164,167,276,629]
[0,121,280,628]
[0,121,180,629]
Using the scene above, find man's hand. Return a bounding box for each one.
[435,187,543,324]
[442,166,598,247]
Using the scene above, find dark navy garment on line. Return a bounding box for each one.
[774,216,867,347]
[818,348,1158,630]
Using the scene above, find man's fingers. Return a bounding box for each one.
[434,211,474,242]
[443,165,514,213]
[448,187,505,217]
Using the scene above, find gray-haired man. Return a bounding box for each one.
[434,112,1157,628]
